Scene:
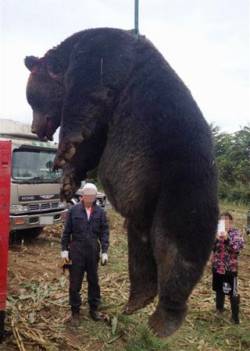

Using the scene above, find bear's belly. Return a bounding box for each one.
[98,148,160,218]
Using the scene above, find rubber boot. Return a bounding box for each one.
[230,295,240,324]
[216,290,225,312]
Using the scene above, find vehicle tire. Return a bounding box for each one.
[10,227,44,243]
[23,227,44,240]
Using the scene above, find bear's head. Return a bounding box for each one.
[25,29,142,143]
[24,54,64,140]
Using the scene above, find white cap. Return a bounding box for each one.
[77,183,97,196]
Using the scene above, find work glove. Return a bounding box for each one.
[60,250,71,273]
[61,250,69,261]
[101,253,108,266]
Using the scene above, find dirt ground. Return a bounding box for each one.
[1,206,249,351]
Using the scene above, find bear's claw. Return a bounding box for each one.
[123,294,156,315]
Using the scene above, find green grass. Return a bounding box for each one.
[125,325,169,351]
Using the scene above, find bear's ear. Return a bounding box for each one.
[46,55,64,81]
[24,56,40,71]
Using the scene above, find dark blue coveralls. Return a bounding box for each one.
[61,202,109,313]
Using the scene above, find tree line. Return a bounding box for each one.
[212,125,250,204]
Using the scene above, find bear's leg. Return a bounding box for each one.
[124,219,157,314]
[148,206,212,337]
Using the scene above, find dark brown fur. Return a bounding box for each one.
[25,28,219,336]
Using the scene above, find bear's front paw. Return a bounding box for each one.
[54,133,84,169]
[60,166,81,201]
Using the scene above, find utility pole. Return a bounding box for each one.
[134,0,139,37]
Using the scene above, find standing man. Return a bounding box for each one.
[61,183,109,325]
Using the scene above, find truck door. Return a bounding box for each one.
[0,140,11,342]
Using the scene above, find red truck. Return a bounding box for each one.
[0,140,11,342]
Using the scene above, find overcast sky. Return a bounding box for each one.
[1,0,249,132]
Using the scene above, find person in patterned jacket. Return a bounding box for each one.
[211,212,244,323]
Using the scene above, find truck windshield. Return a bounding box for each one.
[12,149,62,183]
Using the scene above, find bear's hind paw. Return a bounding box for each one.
[148,305,187,338]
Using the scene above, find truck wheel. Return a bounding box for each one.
[10,227,44,243]
[23,227,44,240]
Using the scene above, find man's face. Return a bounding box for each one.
[80,194,96,207]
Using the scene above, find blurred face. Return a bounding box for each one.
[220,215,233,231]
[80,194,96,207]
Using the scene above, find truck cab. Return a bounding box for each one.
[0,119,67,238]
